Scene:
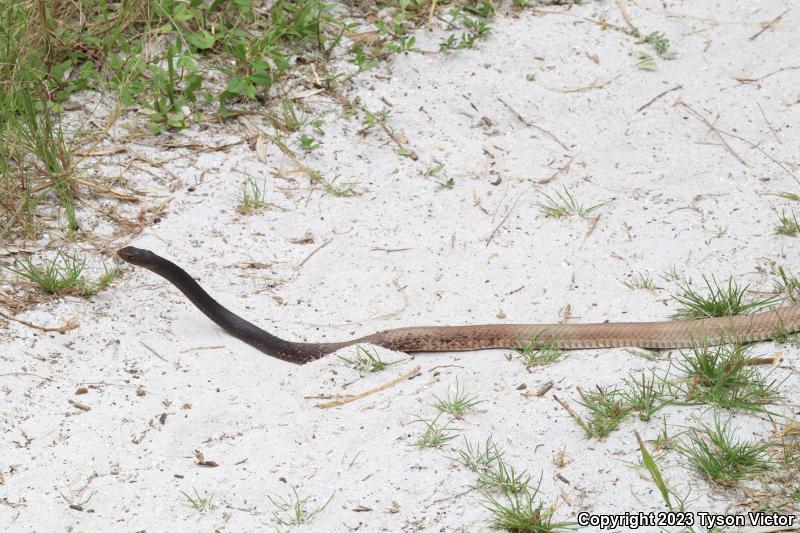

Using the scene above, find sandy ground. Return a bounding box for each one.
[2,1,800,531]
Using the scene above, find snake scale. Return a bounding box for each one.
[117,246,800,365]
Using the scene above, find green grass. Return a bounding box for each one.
[677,415,773,486]
[536,187,611,219]
[775,266,800,304]
[453,437,575,531]
[338,345,401,373]
[268,485,333,526]
[180,488,218,515]
[670,274,779,319]
[673,343,782,411]
[619,371,671,422]
[432,380,483,419]
[413,414,460,449]
[238,176,269,214]
[556,386,631,439]
[634,430,691,512]
[518,336,564,368]
[58,488,96,511]
[557,342,787,439]
[452,437,505,478]
[4,250,118,296]
[776,210,800,236]
[483,485,575,533]
[1,0,511,243]
[322,175,357,197]
[622,272,655,290]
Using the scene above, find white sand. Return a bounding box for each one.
[2,1,800,531]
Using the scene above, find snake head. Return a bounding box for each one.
[117,246,158,266]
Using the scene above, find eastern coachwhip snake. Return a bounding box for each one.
[117,247,800,365]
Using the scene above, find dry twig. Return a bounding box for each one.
[749,8,790,41]
[315,364,421,409]
[0,310,78,333]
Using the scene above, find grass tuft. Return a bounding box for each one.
[180,488,218,515]
[338,345,401,374]
[268,485,334,526]
[413,413,460,449]
[677,415,773,486]
[432,379,483,419]
[673,343,782,411]
[238,177,271,214]
[774,266,800,304]
[619,371,671,422]
[536,187,610,219]
[4,250,118,296]
[453,437,575,531]
[517,336,564,368]
[622,272,655,290]
[776,210,800,237]
[671,274,779,319]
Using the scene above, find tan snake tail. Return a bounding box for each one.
[117,247,800,364]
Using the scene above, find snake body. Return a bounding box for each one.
[117,247,800,365]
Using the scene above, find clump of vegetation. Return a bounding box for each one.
[4,250,118,296]
[453,437,575,531]
[1,0,513,244]
[432,380,483,419]
[268,485,334,526]
[677,416,773,486]
[774,266,800,304]
[776,210,800,237]
[622,272,655,290]
[670,275,779,319]
[518,336,564,368]
[413,413,460,449]
[673,343,782,411]
[536,186,611,219]
[180,488,218,515]
[338,345,401,374]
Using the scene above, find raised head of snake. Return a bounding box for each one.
[117,247,800,365]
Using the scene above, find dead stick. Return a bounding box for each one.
[486,184,532,247]
[745,356,780,367]
[636,84,683,114]
[497,97,570,151]
[677,101,748,166]
[749,8,790,41]
[613,0,639,34]
[0,310,78,333]
[757,102,781,145]
[0,372,53,382]
[295,238,332,270]
[139,340,167,362]
[315,365,421,409]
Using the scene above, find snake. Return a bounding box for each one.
[117,246,800,365]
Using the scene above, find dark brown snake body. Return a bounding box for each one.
[117,247,800,365]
